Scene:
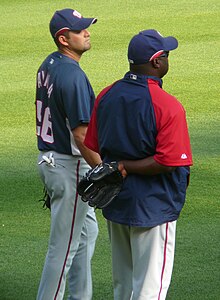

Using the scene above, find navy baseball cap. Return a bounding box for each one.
[50,8,97,38]
[128,29,178,65]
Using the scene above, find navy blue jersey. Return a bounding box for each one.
[85,72,193,227]
[36,51,95,155]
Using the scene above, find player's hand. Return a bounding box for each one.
[118,162,127,178]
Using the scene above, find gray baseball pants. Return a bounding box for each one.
[36,151,98,300]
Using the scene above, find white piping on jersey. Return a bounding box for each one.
[66,118,81,156]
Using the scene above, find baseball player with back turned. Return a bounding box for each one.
[84,29,193,299]
[35,8,101,300]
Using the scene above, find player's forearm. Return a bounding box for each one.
[75,141,101,167]
[72,126,101,167]
[119,156,175,176]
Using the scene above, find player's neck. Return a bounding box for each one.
[59,49,82,62]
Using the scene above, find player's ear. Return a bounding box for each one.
[151,58,160,69]
[57,35,69,46]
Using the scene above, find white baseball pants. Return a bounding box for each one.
[107,220,176,300]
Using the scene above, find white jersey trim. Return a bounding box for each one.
[66,118,81,156]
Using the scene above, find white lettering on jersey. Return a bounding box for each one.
[47,84,53,99]
[37,71,44,88]
[43,73,50,88]
[37,70,53,98]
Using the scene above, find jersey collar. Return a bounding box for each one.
[124,72,163,88]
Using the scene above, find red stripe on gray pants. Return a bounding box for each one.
[54,159,81,299]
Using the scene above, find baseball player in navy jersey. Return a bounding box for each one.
[84,29,193,300]
[35,8,101,300]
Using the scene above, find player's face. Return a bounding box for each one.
[66,29,91,54]
[158,51,169,78]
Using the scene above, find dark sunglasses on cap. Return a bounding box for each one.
[159,51,169,58]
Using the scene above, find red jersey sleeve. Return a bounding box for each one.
[148,80,193,166]
[84,84,115,154]
[84,97,100,153]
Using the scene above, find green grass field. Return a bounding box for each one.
[1,0,220,299]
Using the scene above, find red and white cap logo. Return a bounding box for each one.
[73,10,82,18]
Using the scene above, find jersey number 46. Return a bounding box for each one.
[36,100,54,143]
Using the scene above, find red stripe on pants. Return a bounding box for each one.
[54,159,81,299]
[158,223,169,300]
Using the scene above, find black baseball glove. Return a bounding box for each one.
[77,162,123,209]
